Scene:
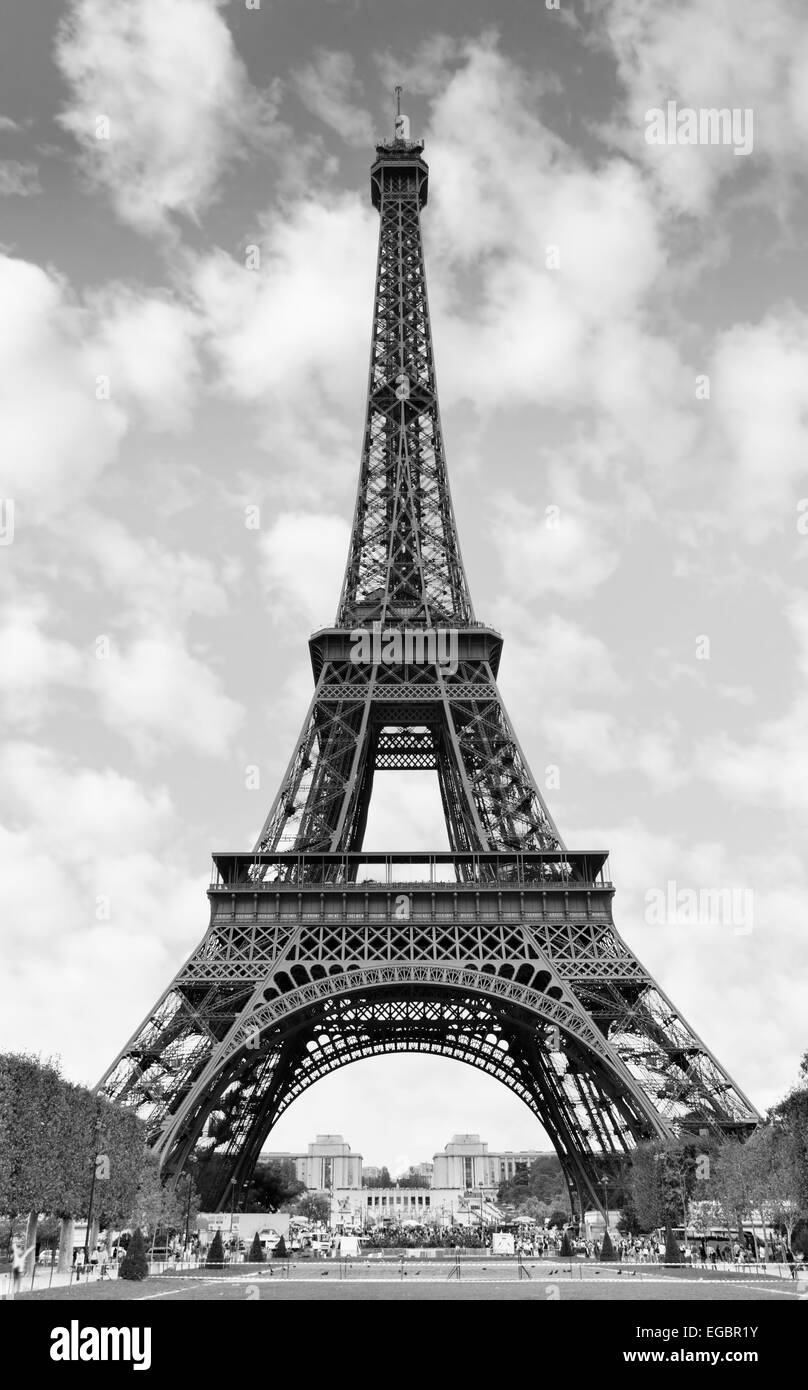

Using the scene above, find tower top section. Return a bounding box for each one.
[371,87,428,209]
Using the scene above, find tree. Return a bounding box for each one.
[664,1223,682,1266]
[274,1234,288,1258]
[0,1051,149,1280]
[246,1159,304,1212]
[497,1155,570,1214]
[206,1231,225,1266]
[291,1192,331,1224]
[768,1054,808,1213]
[599,1229,616,1261]
[709,1139,749,1244]
[249,1231,264,1263]
[364,1168,392,1189]
[559,1231,573,1257]
[396,1167,428,1189]
[129,1151,186,1239]
[689,1199,723,1239]
[119,1228,149,1281]
[617,1206,641,1236]
[792,1219,808,1258]
[521,1196,549,1223]
[629,1140,699,1231]
[173,1169,201,1247]
[0,1052,149,1220]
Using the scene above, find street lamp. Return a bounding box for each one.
[602,1175,610,1239]
[479,1182,485,1245]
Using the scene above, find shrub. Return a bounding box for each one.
[664,1223,682,1265]
[206,1230,225,1267]
[249,1231,264,1263]
[118,1228,148,1281]
[599,1229,616,1261]
[274,1234,288,1258]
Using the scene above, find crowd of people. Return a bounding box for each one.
[364,1223,490,1249]
[356,1224,803,1274]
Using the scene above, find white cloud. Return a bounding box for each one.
[540,707,687,791]
[496,608,625,707]
[193,196,376,403]
[294,50,374,147]
[0,596,82,721]
[405,36,701,504]
[92,628,243,758]
[0,256,204,523]
[260,512,350,632]
[598,0,808,214]
[0,160,41,196]
[77,513,230,623]
[696,594,808,815]
[0,743,203,1084]
[579,819,808,1110]
[0,255,127,519]
[1,741,173,854]
[708,311,808,540]
[362,771,450,851]
[89,290,202,432]
[55,0,272,235]
[375,34,468,99]
[192,197,375,496]
[490,483,620,601]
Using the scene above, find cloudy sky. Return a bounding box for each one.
[1,0,807,1174]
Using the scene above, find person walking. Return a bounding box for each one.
[785,1247,797,1281]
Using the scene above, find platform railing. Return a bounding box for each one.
[209,850,612,894]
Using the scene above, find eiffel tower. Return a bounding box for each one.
[100,102,758,1216]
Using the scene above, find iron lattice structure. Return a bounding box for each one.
[100,127,758,1215]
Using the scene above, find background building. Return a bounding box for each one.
[431,1134,542,1193]
[262,1134,362,1190]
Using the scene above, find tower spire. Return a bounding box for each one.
[393,85,411,145]
[338,120,467,627]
